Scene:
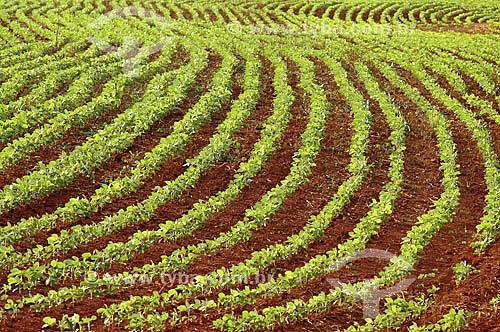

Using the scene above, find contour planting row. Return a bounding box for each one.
[0,41,177,173]
[0,41,98,105]
[0,42,204,215]
[0,45,318,329]
[0,44,261,318]
[0,49,234,267]
[1,44,260,291]
[210,49,409,331]
[210,43,462,331]
[0,45,266,318]
[0,49,120,144]
[0,44,234,248]
[74,49,368,330]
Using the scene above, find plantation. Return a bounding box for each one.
[0,0,499,331]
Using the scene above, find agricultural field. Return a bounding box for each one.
[0,0,500,331]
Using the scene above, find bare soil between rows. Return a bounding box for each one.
[1,5,500,331]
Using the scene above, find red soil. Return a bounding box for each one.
[1,3,500,332]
